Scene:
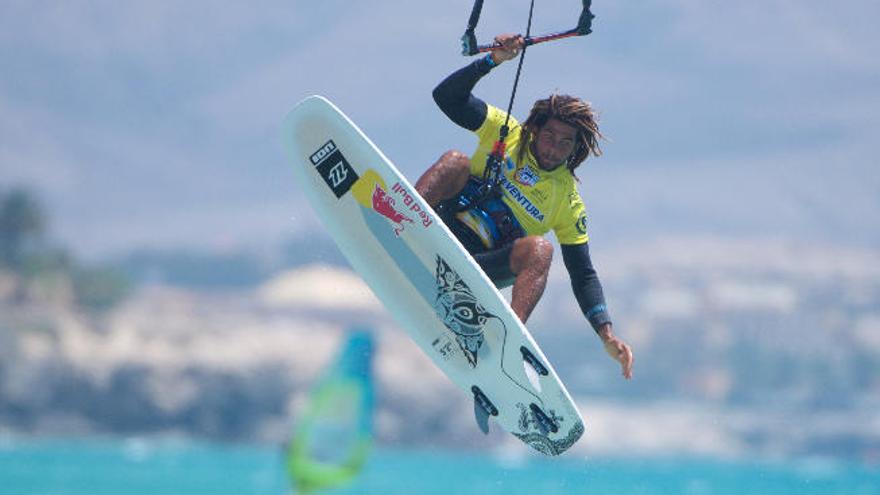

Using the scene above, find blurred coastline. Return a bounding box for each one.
[2,235,878,465]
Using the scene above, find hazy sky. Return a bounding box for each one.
[1,1,878,258]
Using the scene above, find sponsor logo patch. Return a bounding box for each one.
[576,213,588,235]
[309,140,359,198]
[514,165,540,187]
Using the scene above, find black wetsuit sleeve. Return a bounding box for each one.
[561,242,612,333]
[432,57,494,131]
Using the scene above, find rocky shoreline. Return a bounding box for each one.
[3,246,879,460]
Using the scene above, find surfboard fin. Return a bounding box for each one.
[472,385,498,435]
[474,399,490,434]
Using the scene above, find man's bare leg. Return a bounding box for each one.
[508,236,554,323]
[415,150,471,207]
[417,152,552,323]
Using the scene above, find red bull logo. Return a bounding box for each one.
[351,169,434,237]
[372,184,414,236]
[390,182,433,229]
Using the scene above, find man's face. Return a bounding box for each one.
[533,118,578,171]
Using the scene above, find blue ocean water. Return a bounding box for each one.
[0,438,877,495]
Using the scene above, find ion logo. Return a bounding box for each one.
[309,140,337,165]
[309,140,359,198]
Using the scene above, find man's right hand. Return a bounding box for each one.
[491,34,525,64]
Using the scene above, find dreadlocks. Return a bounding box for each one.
[517,94,604,174]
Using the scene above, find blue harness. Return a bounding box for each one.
[449,177,525,250]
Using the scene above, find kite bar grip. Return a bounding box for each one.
[473,30,582,54]
[461,0,594,56]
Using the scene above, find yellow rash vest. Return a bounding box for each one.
[468,104,589,246]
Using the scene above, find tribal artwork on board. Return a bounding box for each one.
[513,421,583,457]
[433,256,500,367]
[515,402,564,433]
[513,402,579,456]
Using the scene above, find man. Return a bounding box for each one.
[415,34,633,379]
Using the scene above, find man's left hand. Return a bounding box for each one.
[598,324,633,380]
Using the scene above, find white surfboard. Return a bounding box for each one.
[281,95,584,455]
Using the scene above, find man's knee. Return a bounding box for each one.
[440,149,468,162]
[417,150,469,200]
[529,237,554,265]
[439,150,471,172]
[520,236,554,258]
[432,150,471,196]
[511,236,554,274]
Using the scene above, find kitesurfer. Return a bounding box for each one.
[415,33,633,379]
